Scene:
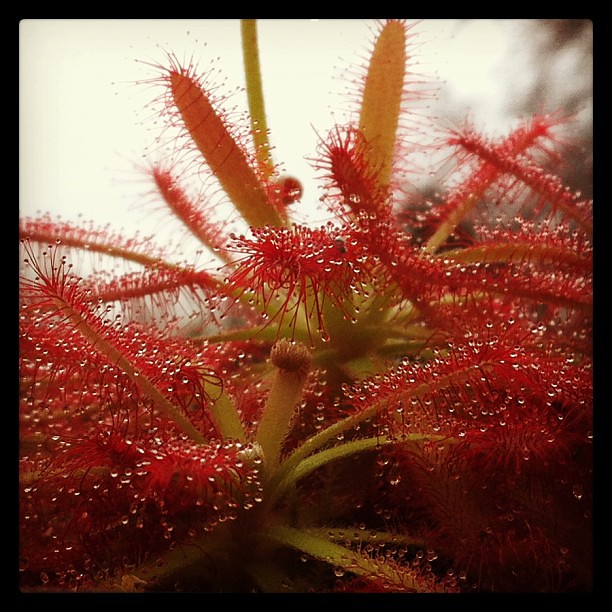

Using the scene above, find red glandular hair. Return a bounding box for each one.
[314,124,392,221]
[20,424,260,586]
[346,319,592,591]
[18,19,592,592]
[224,223,375,340]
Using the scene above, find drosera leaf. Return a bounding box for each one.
[20,242,208,444]
[168,64,286,228]
[359,20,407,191]
[264,525,455,592]
[20,214,169,268]
[151,164,234,264]
[422,114,582,254]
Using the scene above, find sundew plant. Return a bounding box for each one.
[19,19,593,593]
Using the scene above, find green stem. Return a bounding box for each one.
[241,19,275,180]
[205,386,247,442]
[264,525,449,592]
[306,527,424,549]
[268,433,445,509]
[257,366,309,475]
[269,436,387,507]
[267,361,476,500]
[264,525,365,573]
[268,404,379,496]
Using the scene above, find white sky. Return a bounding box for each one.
[19,19,545,235]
